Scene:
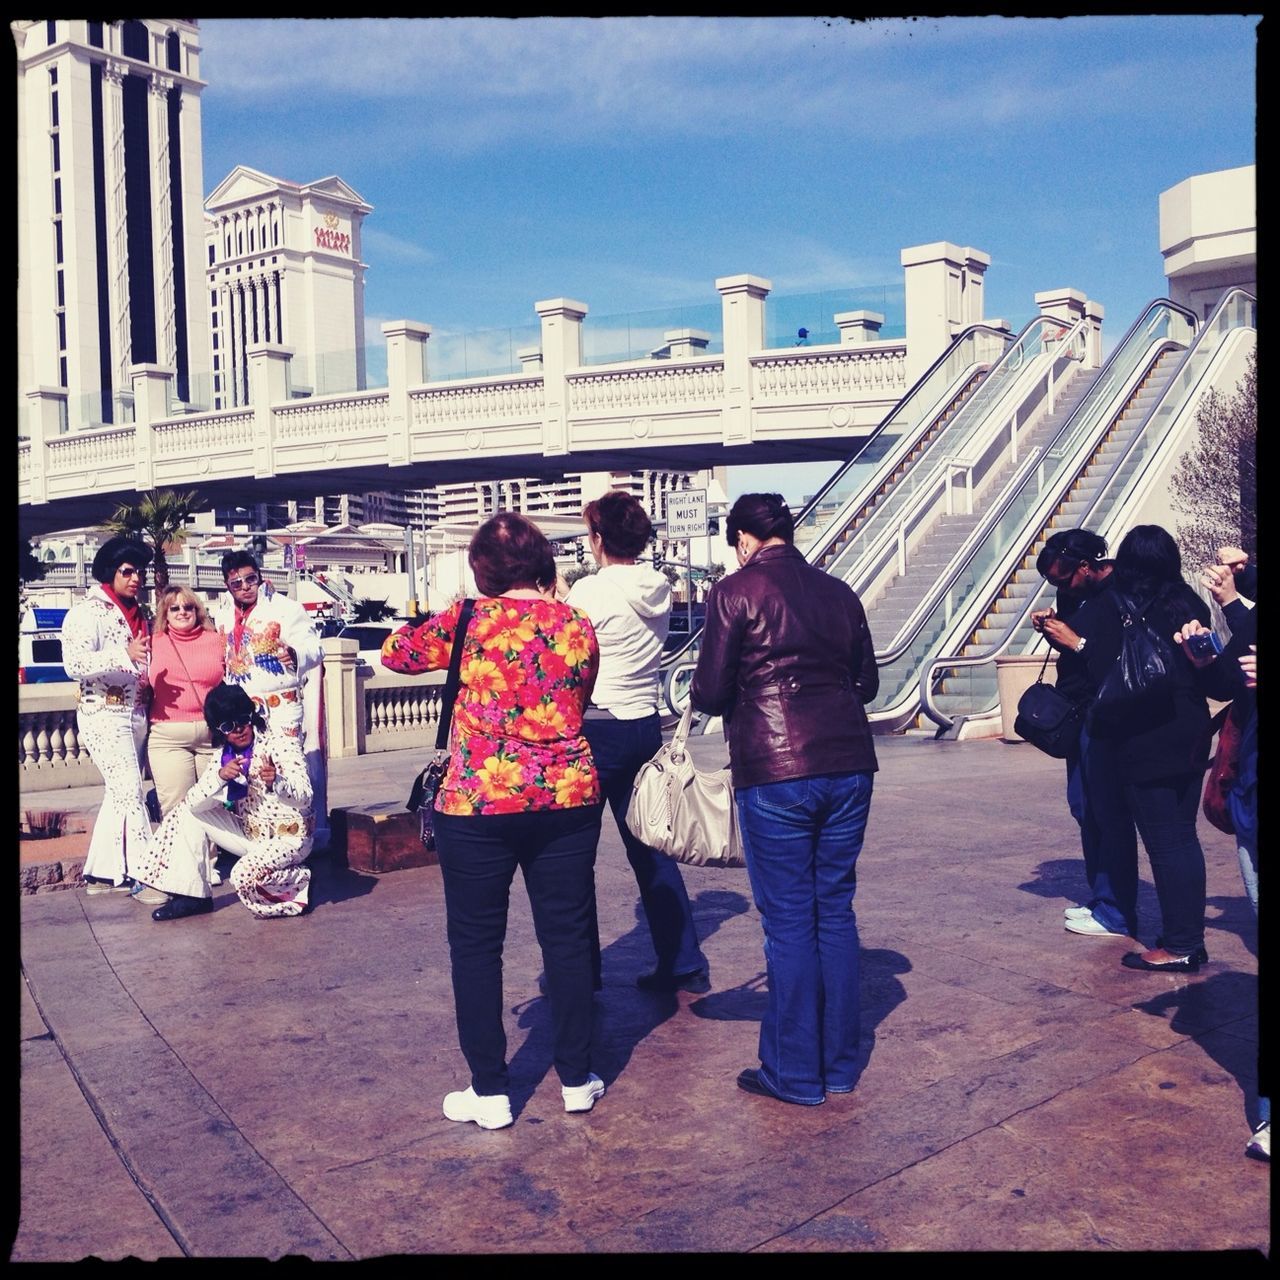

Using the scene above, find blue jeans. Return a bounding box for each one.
[434,805,603,1095]
[736,771,874,1105]
[1067,723,1130,914]
[582,712,706,978]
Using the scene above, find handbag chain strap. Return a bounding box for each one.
[435,598,476,752]
[1033,636,1054,684]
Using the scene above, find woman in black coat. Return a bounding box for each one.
[1067,525,1213,972]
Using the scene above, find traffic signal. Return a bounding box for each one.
[575,540,585,565]
[652,541,661,568]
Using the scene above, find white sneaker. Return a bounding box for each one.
[1064,904,1094,920]
[442,1086,513,1130]
[562,1073,605,1113]
[1246,1120,1270,1162]
[1064,914,1128,938]
[84,877,133,895]
[131,884,170,906]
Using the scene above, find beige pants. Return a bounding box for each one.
[146,719,218,818]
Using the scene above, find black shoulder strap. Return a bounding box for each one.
[436,598,476,750]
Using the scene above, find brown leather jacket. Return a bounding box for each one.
[690,543,879,788]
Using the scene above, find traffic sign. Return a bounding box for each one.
[666,489,708,539]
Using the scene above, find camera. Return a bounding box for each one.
[1184,630,1223,661]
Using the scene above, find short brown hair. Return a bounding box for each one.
[583,490,653,559]
[469,511,556,597]
[154,585,215,635]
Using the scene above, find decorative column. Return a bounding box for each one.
[321,637,364,758]
[716,274,771,446]
[518,346,543,372]
[1034,288,1088,356]
[148,72,176,373]
[535,298,587,457]
[24,388,69,506]
[665,329,711,360]
[102,61,132,402]
[381,320,432,466]
[1084,298,1105,369]
[835,311,885,344]
[901,242,990,384]
[247,343,293,479]
[130,363,172,491]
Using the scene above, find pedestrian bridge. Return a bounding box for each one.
[18,253,1013,536]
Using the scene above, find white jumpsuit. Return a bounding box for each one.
[61,585,151,885]
[132,726,314,919]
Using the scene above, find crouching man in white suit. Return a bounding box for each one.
[131,684,315,921]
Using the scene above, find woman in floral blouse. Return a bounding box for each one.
[382,512,606,1131]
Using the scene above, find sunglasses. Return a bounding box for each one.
[226,574,260,589]
[117,566,144,578]
[167,603,196,614]
[216,718,254,734]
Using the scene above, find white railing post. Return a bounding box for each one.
[535,297,587,457]
[246,343,293,479]
[716,274,771,446]
[322,637,364,758]
[897,523,907,574]
[130,363,174,492]
[23,387,67,506]
[381,320,432,467]
[835,310,885,344]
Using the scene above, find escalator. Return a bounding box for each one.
[914,288,1256,737]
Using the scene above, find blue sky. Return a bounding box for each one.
[197,15,1258,502]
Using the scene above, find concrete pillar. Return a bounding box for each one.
[1034,288,1088,358]
[321,637,364,758]
[1084,298,1105,369]
[535,297,588,457]
[716,274,771,446]
[665,328,711,359]
[901,242,990,384]
[518,346,543,372]
[23,387,68,505]
[381,320,431,467]
[130,364,173,491]
[247,344,293,479]
[835,310,885,344]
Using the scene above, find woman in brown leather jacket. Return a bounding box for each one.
[691,493,879,1106]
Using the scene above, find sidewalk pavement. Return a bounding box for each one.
[15,734,1269,1259]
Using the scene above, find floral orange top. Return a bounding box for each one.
[381,597,602,816]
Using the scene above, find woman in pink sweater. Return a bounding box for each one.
[147,586,227,818]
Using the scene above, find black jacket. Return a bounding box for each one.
[690,543,878,788]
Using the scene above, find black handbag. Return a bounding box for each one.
[1088,590,1174,733]
[405,598,475,849]
[1014,643,1084,759]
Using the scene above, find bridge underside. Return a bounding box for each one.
[20,436,863,538]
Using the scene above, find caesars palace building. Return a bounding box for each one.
[15,17,709,535]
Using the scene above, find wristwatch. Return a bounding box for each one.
[1073,636,1087,653]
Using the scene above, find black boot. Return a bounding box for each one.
[152,894,213,922]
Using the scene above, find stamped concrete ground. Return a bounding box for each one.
[16,735,1269,1259]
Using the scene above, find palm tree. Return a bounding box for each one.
[103,488,206,590]
[352,596,396,623]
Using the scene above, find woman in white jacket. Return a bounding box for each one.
[61,537,155,892]
[566,492,709,991]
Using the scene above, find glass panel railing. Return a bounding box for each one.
[824,315,1078,583]
[764,285,906,349]
[581,302,723,365]
[797,323,1013,554]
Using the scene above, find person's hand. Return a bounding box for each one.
[1040,615,1081,652]
[1173,618,1220,668]
[282,645,297,672]
[127,633,150,664]
[258,754,277,790]
[1217,546,1249,574]
[1200,563,1239,606]
[219,757,246,783]
[1240,645,1257,689]
[1030,607,1055,633]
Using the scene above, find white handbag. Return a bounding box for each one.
[624,704,745,868]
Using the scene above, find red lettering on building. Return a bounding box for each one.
[313,226,350,254]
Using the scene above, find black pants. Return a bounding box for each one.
[434,805,603,1095]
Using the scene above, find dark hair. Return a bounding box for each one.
[583,490,653,559]
[468,511,556,597]
[1035,528,1109,578]
[725,493,794,547]
[1113,524,1184,602]
[221,549,259,580]
[203,683,265,743]
[90,536,152,584]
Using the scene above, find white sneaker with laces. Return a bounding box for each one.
[562,1073,605,1113]
[1064,904,1094,920]
[1246,1120,1270,1162]
[441,1086,513,1130]
[1064,914,1128,938]
[131,884,170,906]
